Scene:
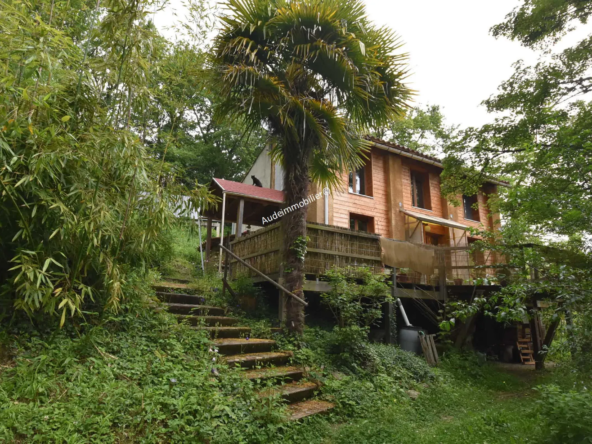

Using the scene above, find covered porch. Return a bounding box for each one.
[202,178,285,271]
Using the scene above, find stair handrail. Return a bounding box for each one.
[219,244,308,307]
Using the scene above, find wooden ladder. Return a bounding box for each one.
[517,339,535,365]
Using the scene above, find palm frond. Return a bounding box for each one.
[212,0,412,191]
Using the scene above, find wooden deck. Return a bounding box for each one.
[227,221,508,297]
[229,222,384,280]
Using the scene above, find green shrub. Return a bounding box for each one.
[369,343,436,383]
[317,326,380,374]
[321,267,392,328]
[537,384,592,443]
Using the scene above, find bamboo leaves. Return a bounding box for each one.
[0,0,216,325]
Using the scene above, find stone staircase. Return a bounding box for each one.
[154,282,334,421]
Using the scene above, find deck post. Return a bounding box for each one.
[385,268,396,344]
[218,192,227,274]
[222,241,229,299]
[529,303,545,370]
[278,222,288,324]
[539,314,561,365]
[278,266,287,324]
[236,198,244,238]
[438,249,447,301]
[206,217,213,262]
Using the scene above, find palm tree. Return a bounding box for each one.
[212,0,411,333]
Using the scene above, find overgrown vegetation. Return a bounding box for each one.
[321,267,392,329]
[0,300,290,442]
[2,0,592,442]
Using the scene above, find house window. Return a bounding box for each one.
[350,214,374,233]
[411,171,431,210]
[463,195,480,221]
[425,232,441,246]
[349,160,372,196]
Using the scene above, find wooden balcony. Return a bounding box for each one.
[227,221,510,300]
[229,222,384,281]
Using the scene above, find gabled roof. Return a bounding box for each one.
[366,136,510,187]
[212,178,285,203]
[365,136,443,165]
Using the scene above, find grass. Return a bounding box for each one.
[322,370,543,444]
[0,297,586,444]
[159,225,204,281]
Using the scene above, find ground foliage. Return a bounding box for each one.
[0,300,290,443]
[1,266,590,443]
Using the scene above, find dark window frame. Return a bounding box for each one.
[349,213,375,233]
[348,158,373,197]
[410,170,431,210]
[463,194,481,221]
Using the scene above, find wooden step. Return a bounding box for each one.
[153,282,195,292]
[156,291,206,305]
[225,351,293,369]
[288,400,334,421]
[176,315,239,327]
[166,303,225,316]
[213,338,276,355]
[161,278,190,284]
[197,327,251,338]
[260,381,318,403]
[243,365,304,382]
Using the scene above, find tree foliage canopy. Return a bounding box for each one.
[373,104,458,157]
[0,0,217,324]
[442,0,592,243]
[442,0,592,364]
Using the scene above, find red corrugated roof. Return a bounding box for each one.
[213,178,285,203]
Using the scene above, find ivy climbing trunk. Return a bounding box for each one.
[282,151,310,335]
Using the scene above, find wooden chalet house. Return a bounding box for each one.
[203,136,507,292]
[201,139,556,365]
[243,136,503,247]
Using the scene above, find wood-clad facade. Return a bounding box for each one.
[243,138,502,247]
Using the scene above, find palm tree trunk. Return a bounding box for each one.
[282,157,309,334]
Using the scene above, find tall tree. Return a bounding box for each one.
[212,0,411,333]
[442,0,592,242]
[373,104,458,156]
[441,0,592,366]
[0,0,216,324]
[144,43,266,186]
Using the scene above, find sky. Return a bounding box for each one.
[153,0,579,130]
[362,0,536,128]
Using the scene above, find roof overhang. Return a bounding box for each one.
[368,138,510,188]
[212,178,285,204]
[204,178,285,225]
[401,209,470,230]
